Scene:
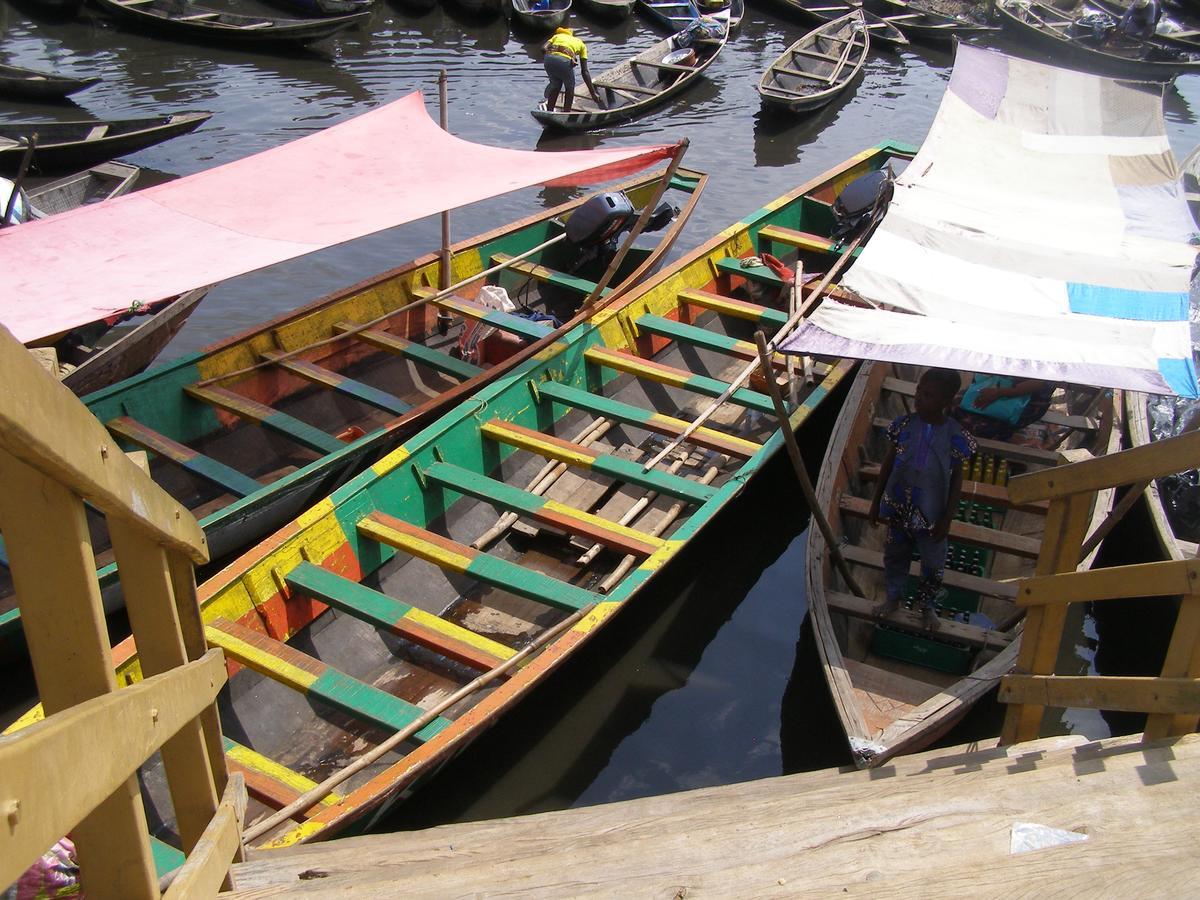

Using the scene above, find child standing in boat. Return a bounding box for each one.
[869,368,976,632]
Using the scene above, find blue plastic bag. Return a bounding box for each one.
[960,375,1029,426]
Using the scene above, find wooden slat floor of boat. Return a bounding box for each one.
[837,494,1041,559]
[838,543,1019,600]
[537,379,761,459]
[185,385,345,455]
[411,288,555,343]
[677,288,789,328]
[769,65,835,84]
[332,322,483,382]
[584,345,775,414]
[285,561,514,671]
[871,416,1063,466]
[488,252,605,297]
[205,617,451,739]
[260,351,413,417]
[825,590,1013,650]
[757,224,843,254]
[881,376,1097,431]
[844,657,932,736]
[223,737,343,819]
[858,463,1050,514]
[481,419,717,504]
[424,461,664,556]
[106,415,263,498]
[358,510,600,612]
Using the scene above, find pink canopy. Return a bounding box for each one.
[1,92,676,345]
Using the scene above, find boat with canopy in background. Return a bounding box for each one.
[783,45,1199,767]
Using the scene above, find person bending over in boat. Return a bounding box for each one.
[542,27,604,113]
[869,368,976,632]
[1116,0,1162,40]
[952,374,1054,441]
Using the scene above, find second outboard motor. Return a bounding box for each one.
[831,166,894,245]
[566,191,637,246]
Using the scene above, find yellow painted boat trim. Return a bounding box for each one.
[204,626,318,691]
[542,500,666,550]
[637,540,685,574]
[225,740,343,808]
[358,517,474,574]
[572,601,620,634]
[405,606,517,661]
[371,446,410,477]
[481,421,595,470]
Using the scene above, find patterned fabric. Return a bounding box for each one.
[2,839,81,899]
[880,413,975,531]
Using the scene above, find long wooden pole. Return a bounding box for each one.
[2,134,36,226]
[754,330,866,598]
[240,604,594,845]
[438,69,453,293]
[579,139,689,310]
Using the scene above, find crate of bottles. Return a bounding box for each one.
[870,623,973,675]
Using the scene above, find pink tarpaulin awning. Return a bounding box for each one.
[0,92,676,345]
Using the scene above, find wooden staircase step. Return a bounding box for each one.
[222,737,343,818]
[261,351,412,416]
[677,288,788,328]
[881,376,1095,431]
[357,511,600,612]
[838,495,1041,559]
[838,544,1019,600]
[584,345,774,414]
[858,464,1049,514]
[481,418,717,505]
[424,461,664,557]
[205,617,450,740]
[185,385,345,454]
[825,590,1013,651]
[285,561,514,671]
[334,322,483,382]
[107,415,262,498]
[489,252,605,297]
[537,379,761,459]
[412,288,554,342]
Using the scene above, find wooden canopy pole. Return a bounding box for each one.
[754,330,866,599]
[579,139,689,310]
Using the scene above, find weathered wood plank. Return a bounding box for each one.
[162,773,247,900]
[826,590,1013,650]
[838,494,1041,559]
[999,674,1200,714]
[1019,559,1200,607]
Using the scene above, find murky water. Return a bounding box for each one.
[1,0,1194,827]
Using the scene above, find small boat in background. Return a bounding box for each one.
[25,160,140,217]
[1084,0,1200,52]
[91,0,368,46]
[511,0,571,29]
[868,0,999,41]
[533,29,727,130]
[446,0,504,15]
[638,0,731,32]
[758,11,869,113]
[263,0,375,16]
[578,0,635,18]
[0,62,99,101]
[0,112,211,175]
[768,0,910,46]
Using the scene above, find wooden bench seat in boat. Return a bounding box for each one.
[487,252,605,297]
[635,314,812,372]
[870,416,1063,466]
[858,463,1050,514]
[332,322,483,382]
[881,376,1098,431]
[757,224,852,256]
[205,617,451,739]
[594,80,660,96]
[285,561,514,672]
[714,257,788,288]
[106,415,263,498]
[787,46,846,64]
[677,288,789,328]
[838,544,1020,600]
[584,345,775,414]
[769,65,838,84]
[185,385,346,454]
[410,287,555,342]
[222,737,345,819]
[837,494,1042,559]
[630,59,697,74]
[825,590,1014,650]
[259,350,413,416]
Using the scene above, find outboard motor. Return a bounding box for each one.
[830,166,895,246]
[566,191,637,246]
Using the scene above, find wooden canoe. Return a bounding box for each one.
[92,0,368,46]
[0,62,99,101]
[532,31,727,130]
[994,0,1200,79]
[637,0,734,32]
[511,0,572,29]
[0,166,707,648]
[808,361,1122,768]
[1080,0,1200,52]
[263,0,374,16]
[758,11,869,114]
[24,160,140,217]
[2,143,914,859]
[767,0,910,46]
[868,0,999,42]
[0,113,211,176]
[1125,391,1199,562]
[578,0,636,18]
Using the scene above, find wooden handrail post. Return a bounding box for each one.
[1145,585,1200,740]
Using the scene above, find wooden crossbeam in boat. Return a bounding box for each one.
[714,256,787,288]
[285,561,513,671]
[357,511,599,612]
[205,617,451,739]
[880,377,1096,431]
[757,224,844,256]
[259,351,412,417]
[106,416,263,499]
[537,379,762,459]
[870,416,1063,466]
[636,314,818,373]
[630,59,697,74]
[481,419,717,504]
[584,345,775,414]
[858,463,1049,514]
[185,385,345,454]
[677,288,788,328]
[424,461,664,557]
[178,11,219,19]
[333,322,483,382]
[488,253,604,297]
[787,46,845,64]
[838,494,1041,559]
[411,287,554,342]
[839,544,1019,600]
[825,590,1014,650]
[222,737,343,818]
[594,79,660,97]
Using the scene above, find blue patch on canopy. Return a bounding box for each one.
[1067,283,1189,322]
[1159,357,1200,399]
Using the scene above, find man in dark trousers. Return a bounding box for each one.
[542,27,603,113]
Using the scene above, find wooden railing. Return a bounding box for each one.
[0,324,243,898]
[1000,428,1200,745]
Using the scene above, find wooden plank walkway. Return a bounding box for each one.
[225,732,1200,896]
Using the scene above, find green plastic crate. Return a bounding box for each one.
[870,625,973,676]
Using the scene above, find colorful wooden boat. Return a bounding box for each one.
[0,113,211,176]
[995,0,1200,79]
[92,0,368,46]
[0,62,99,101]
[532,31,727,131]
[808,362,1121,768]
[511,0,572,29]
[1125,392,1198,562]
[0,165,706,648]
[767,0,910,46]
[5,143,913,858]
[758,11,869,114]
